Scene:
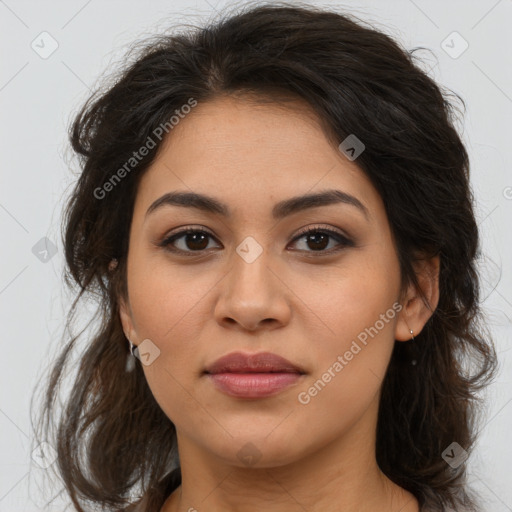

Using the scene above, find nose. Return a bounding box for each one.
[213,245,292,332]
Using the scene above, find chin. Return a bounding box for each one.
[205,428,313,469]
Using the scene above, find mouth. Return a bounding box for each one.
[203,351,306,398]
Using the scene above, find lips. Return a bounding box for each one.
[204,351,306,398]
[204,351,305,375]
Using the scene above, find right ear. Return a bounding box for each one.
[119,297,137,344]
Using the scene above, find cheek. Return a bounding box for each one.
[296,246,400,345]
[294,248,400,409]
[126,263,216,418]
[127,257,216,345]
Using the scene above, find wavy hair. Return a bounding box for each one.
[32,2,497,511]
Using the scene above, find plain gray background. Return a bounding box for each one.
[1,0,511,510]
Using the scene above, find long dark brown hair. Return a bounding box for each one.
[32,2,497,511]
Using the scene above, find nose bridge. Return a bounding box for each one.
[229,236,275,298]
[214,235,291,330]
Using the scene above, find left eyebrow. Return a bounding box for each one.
[145,189,369,221]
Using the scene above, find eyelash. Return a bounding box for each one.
[158,224,354,257]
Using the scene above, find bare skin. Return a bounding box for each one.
[119,94,439,512]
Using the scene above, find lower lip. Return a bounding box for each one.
[206,372,303,398]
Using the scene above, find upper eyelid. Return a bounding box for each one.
[163,224,349,241]
[292,225,351,240]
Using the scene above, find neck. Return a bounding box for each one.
[161,399,418,512]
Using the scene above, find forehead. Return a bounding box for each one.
[133,95,380,220]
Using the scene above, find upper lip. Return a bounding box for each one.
[204,352,305,374]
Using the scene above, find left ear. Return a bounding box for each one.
[395,254,440,342]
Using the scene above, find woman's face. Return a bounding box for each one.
[120,94,413,468]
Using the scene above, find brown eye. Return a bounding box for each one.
[160,228,220,254]
[304,232,330,251]
[289,226,354,254]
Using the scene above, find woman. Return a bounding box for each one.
[33,2,497,511]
